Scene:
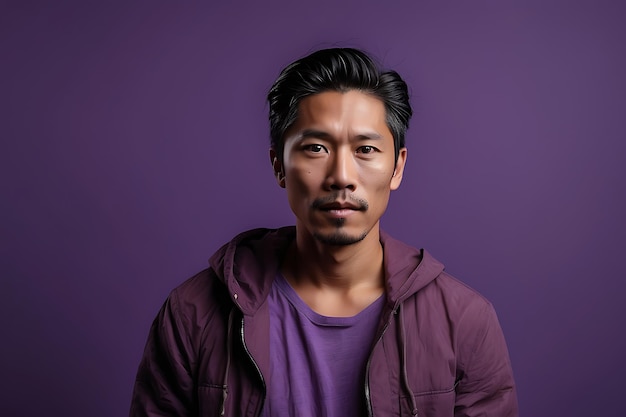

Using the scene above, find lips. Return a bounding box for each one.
[314,200,366,221]
[311,195,369,216]
[317,201,363,211]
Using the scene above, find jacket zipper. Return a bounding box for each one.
[364,304,399,417]
[240,317,266,417]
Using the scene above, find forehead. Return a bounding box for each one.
[289,90,391,138]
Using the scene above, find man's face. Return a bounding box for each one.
[271,90,407,245]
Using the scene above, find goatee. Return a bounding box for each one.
[313,230,368,246]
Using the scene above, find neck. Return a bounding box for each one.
[285,225,385,290]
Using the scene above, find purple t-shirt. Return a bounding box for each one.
[261,274,384,417]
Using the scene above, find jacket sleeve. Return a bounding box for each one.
[129,290,197,417]
[454,303,518,417]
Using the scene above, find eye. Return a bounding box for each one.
[304,144,327,153]
[357,145,378,154]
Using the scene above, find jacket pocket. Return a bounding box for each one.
[198,384,225,417]
[400,386,456,417]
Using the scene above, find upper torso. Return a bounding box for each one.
[131,227,518,417]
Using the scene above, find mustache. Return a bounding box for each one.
[311,193,369,211]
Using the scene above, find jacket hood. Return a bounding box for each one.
[209,226,444,315]
[379,229,445,305]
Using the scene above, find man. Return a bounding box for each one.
[130,48,518,416]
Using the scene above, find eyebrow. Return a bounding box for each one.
[299,129,384,141]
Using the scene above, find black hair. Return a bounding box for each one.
[267,47,412,163]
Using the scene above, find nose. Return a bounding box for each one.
[325,148,356,191]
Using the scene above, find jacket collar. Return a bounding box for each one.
[209,226,444,315]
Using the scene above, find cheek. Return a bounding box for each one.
[284,165,319,193]
[286,157,323,179]
[359,166,395,190]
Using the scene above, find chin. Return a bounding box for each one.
[312,229,368,246]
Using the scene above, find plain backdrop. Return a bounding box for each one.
[1,1,625,416]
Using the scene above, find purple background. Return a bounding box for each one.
[2,1,625,416]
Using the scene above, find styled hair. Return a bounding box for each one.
[267,47,413,163]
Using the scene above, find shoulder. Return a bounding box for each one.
[424,271,508,362]
[430,270,493,310]
[402,262,502,344]
[170,268,227,309]
[155,226,295,339]
[169,267,233,317]
[161,269,231,347]
[425,269,499,329]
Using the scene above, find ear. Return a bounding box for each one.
[390,147,407,191]
[269,148,286,188]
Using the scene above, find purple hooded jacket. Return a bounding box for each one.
[130,227,518,416]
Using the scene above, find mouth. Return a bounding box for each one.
[314,200,367,219]
[311,195,369,219]
[317,201,363,211]
[322,208,358,218]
